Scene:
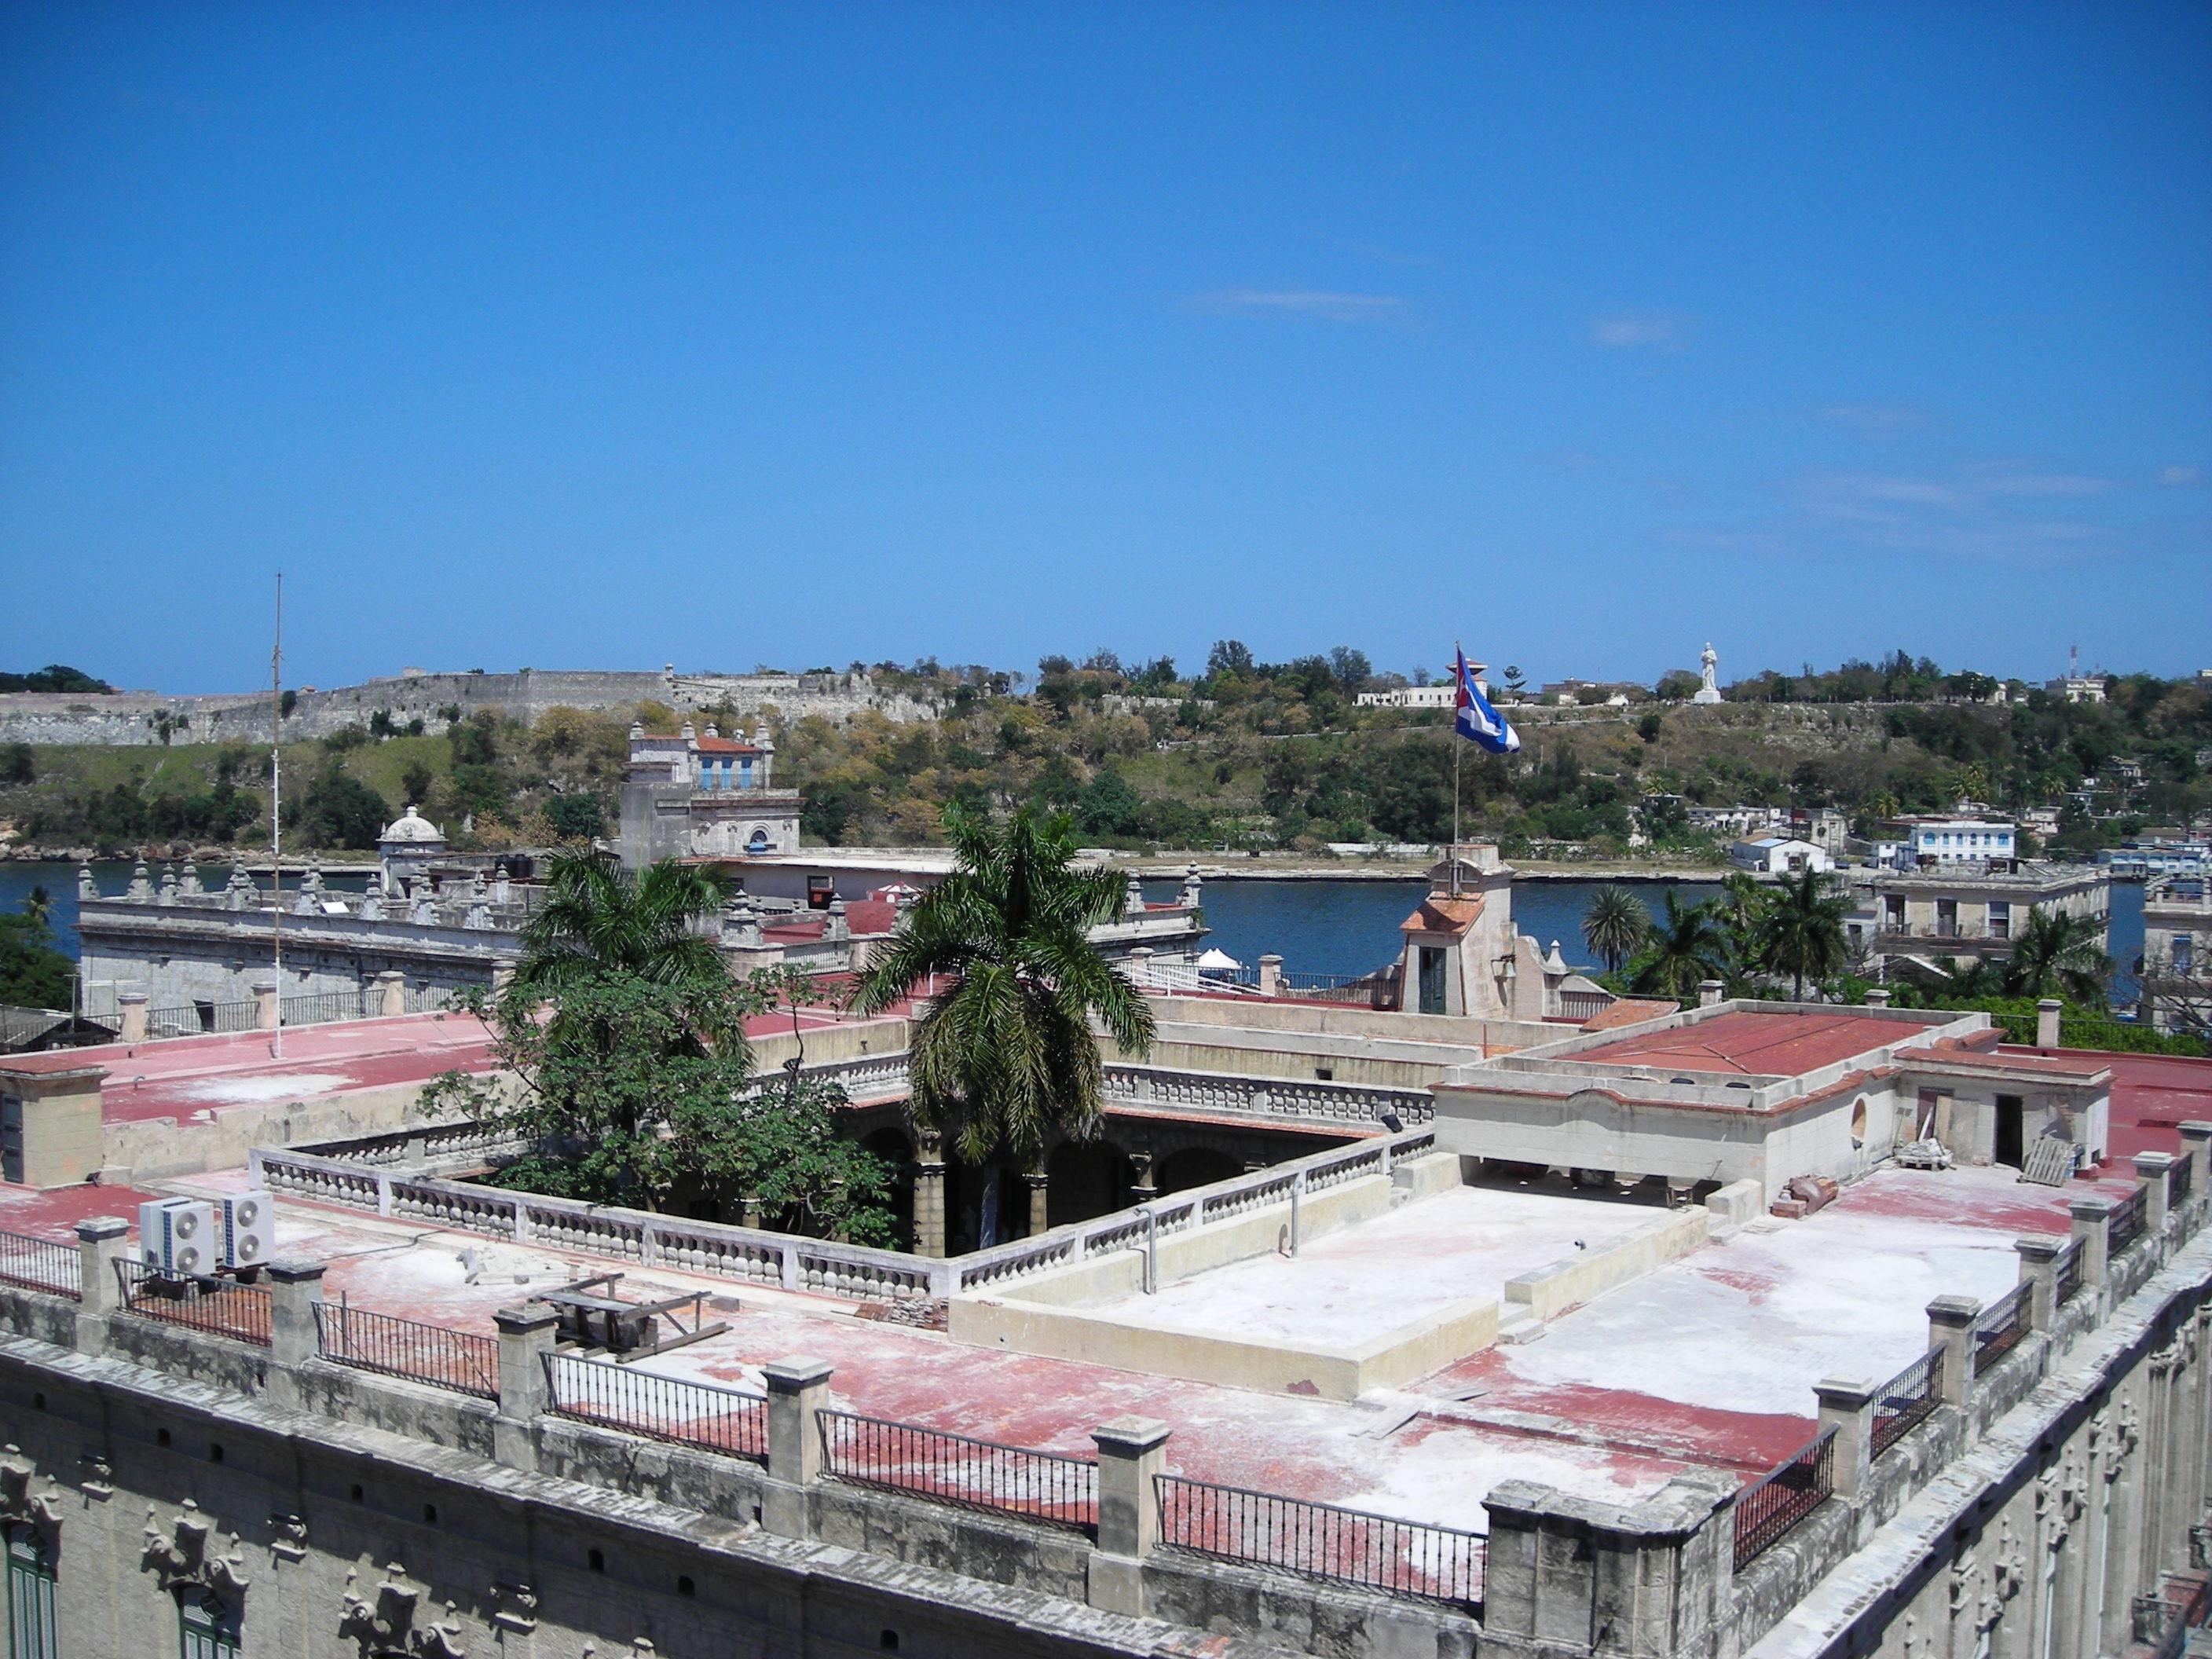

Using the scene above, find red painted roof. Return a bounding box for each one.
[2003,1047,2212,1163]
[692,736,761,755]
[1576,1010,1926,1078]
[1401,895,1483,936]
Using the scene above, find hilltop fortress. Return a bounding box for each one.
[0,665,941,746]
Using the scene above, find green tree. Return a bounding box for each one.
[2002,908,2112,1004]
[0,744,32,786]
[1758,867,1853,1000]
[1628,892,1730,1000]
[851,804,1155,1169]
[542,794,605,843]
[1580,885,1649,974]
[298,764,388,850]
[0,905,73,1009]
[516,854,732,994]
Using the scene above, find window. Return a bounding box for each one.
[177,1588,240,1659]
[6,1528,57,1659]
[1989,901,2011,941]
[2176,934,2196,977]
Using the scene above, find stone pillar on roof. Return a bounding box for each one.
[179,862,202,896]
[912,1129,947,1258]
[753,724,774,789]
[1123,870,1145,919]
[0,1059,108,1188]
[157,866,178,906]
[76,864,95,901]
[126,860,152,903]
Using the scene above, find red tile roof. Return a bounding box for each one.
[1574,1010,1925,1078]
[1401,895,1484,936]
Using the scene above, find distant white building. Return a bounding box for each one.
[1890,817,2016,867]
[1688,804,1784,838]
[1729,837,1833,876]
[1356,684,1458,709]
[2048,676,2106,704]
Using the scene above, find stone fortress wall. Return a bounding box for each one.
[0,667,942,747]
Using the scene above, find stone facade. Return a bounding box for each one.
[1845,861,2111,974]
[617,722,804,868]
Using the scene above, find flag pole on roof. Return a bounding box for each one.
[1449,646,1522,897]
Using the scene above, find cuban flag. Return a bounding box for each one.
[1454,647,1521,754]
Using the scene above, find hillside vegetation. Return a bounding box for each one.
[1,648,2205,859]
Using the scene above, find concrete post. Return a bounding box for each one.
[1088,1415,1170,1617]
[2069,1195,2114,1289]
[491,957,518,997]
[1697,980,1725,1009]
[1257,954,1283,997]
[2037,998,2063,1048]
[250,976,279,1032]
[912,1130,947,1258]
[374,971,406,1018]
[1813,1377,1877,1503]
[2016,1236,2063,1334]
[1865,988,1892,1009]
[492,1302,558,1472]
[0,1059,108,1188]
[115,991,148,1044]
[71,1216,130,1356]
[265,1262,325,1406]
[1927,1295,1981,1411]
[2178,1122,2212,1207]
[2135,1152,2175,1235]
[761,1357,833,1538]
[1127,947,1153,988]
[1026,1169,1050,1238]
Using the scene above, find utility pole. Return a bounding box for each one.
[270,573,284,1060]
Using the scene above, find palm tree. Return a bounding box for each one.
[1935,955,2008,1001]
[1580,885,1649,975]
[1758,867,1853,1001]
[1708,870,1769,980]
[851,804,1155,1169]
[20,884,50,928]
[2002,908,2112,1005]
[515,854,732,991]
[1628,892,1730,1001]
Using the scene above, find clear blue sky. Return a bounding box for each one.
[3,3,2207,694]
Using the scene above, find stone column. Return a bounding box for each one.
[250,976,279,1032]
[2177,1122,2212,1203]
[1026,1167,1050,1238]
[2037,998,2063,1048]
[1928,1295,1981,1411]
[265,1262,325,1406]
[1865,988,1892,1009]
[2016,1236,2063,1334]
[491,957,518,997]
[2070,1195,2115,1290]
[1088,1416,1170,1617]
[492,1302,558,1472]
[1698,979,1725,1009]
[1257,954,1283,998]
[762,1358,833,1539]
[1127,947,1154,989]
[2135,1152,2175,1236]
[374,971,406,1018]
[912,1130,947,1258]
[1814,1377,1877,1504]
[116,991,148,1044]
[72,1216,130,1357]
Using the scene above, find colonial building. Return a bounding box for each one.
[2141,875,2211,1038]
[617,721,802,866]
[1846,860,2111,980]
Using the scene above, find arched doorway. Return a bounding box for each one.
[1046,1139,1134,1228]
[1154,1145,1243,1196]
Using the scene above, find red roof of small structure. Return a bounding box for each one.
[1401,895,1483,936]
[692,736,761,755]
[1575,1009,1925,1078]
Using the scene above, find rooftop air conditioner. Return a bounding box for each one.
[216,1191,274,1269]
[138,1198,213,1278]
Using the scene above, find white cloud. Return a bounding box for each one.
[1188,289,1404,322]
[2159,465,2205,487]
[1589,310,1686,349]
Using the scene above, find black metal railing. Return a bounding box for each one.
[2151,1571,2212,1659]
[280,991,373,1027]
[315,1303,497,1398]
[1155,1473,1484,1607]
[1732,1427,1835,1569]
[544,1353,767,1462]
[2170,1156,2195,1210]
[1870,1349,1940,1459]
[1974,1284,2031,1376]
[819,1411,1096,1533]
[115,1261,272,1346]
[143,1000,261,1038]
[0,1229,79,1301]
[2110,1185,2150,1258]
[2055,1238,2086,1306]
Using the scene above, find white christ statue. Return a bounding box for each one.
[1693,643,1723,704]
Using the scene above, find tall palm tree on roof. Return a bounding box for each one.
[851,803,1155,1170]
[2001,907,2112,1005]
[1758,866,1853,1002]
[1580,885,1649,976]
[516,853,733,991]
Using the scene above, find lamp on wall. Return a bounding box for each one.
[1496,953,1517,983]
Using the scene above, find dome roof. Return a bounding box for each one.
[379,804,445,844]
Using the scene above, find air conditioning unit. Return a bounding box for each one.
[138,1199,214,1278]
[215,1191,275,1269]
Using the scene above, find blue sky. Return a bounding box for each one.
[2,3,2207,694]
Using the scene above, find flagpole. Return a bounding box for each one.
[1450,643,1463,898]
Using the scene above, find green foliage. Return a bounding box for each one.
[1626,891,1730,999]
[0,665,112,694]
[297,762,388,850]
[0,905,73,1009]
[1760,866,1854,999]
[853,804,1156,1166]
[542,794,605,842]
[518,855,734,996]
[1580,885,1649,973]
[2,745,34,786]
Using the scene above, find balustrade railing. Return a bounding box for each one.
[0,1229,79,1300]
[1870,1349,1939,1459]
[1155,1473,1483,1608]
[315,1302,498,1397]
[544,1353,767,1461]
[1973,1284,2031,1376]
[1101,1064,1433,1128]
[1733,1427,1835,1569]
[115,1261,272,1346]
[820,1411,1096,1532]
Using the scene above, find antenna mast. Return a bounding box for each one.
[270,573,284,1059]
